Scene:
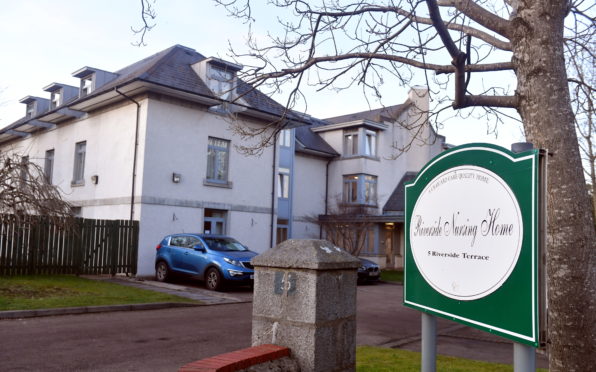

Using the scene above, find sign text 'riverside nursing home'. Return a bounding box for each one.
[404,144,546,346]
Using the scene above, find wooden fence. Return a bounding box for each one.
[0,216,138,276]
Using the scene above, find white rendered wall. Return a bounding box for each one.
[291,153,328,239]
[1,100,146,219]
[135,97,276,275]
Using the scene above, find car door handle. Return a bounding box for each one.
[184,252,190,255]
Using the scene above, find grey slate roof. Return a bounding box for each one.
[294,115,338,157]
[82,45,295,119]
[2,44,306,138]
[383,172,418,213]
[325,103,410,124]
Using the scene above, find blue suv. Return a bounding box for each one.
[155,234,257,291]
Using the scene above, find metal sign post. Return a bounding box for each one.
[421,313,436,372]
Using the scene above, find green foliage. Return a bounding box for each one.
[381,269,403,284]
[0,275,199,310]
[356,346,548,372]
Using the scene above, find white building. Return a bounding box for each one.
[0,45,446,276]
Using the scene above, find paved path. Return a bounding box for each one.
[99,276,254,305]
[0,279,548,370]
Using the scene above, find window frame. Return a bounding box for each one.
[343,129,359,156]
[50,89,62,109]
[44,149,54,184]
[279,129,293,148]
[342,173,378,205]
[206,137,231,184]
[72,141,86,186]
[276,219,289,245]
[26,102,36,118]
[80,74,94,97]
[20,156,29,183]
[278,167,290,199]
[208,65,234,101]
[342,128,378,158]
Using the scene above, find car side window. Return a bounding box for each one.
[170,236,185,247]
[187,236,202,249]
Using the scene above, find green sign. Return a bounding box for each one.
[404,143,543,346]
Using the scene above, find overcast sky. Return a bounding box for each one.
[0,0,525,147]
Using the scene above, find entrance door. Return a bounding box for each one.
[204,209,227,235]
[385,229,394,268]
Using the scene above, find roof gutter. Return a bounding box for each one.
[115,88,141,222]
[270,134,278,247]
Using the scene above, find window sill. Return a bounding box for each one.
[71,181,85,187]
[340,202,378,208]
[203,179,233,189]
[341,155,380,161]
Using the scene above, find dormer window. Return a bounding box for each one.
[344,130,359,156]
[208,65,234,100]
[50,90,62,109]
[343,128,377,157]
[26,102,36,118]
[364,129,377,156]
[80,75,94,97]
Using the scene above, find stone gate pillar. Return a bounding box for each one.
[251,239,360,372]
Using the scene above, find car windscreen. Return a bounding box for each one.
[203,238,248,252]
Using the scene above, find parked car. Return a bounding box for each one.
[357,258,381,284]
[155,234,257,291]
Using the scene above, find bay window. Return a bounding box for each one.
[343,174,377,205]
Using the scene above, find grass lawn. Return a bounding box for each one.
[381,269,403,283]
[0,275,200,311]
[356,346,548,372]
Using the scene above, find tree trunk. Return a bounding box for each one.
[511,1,596,370]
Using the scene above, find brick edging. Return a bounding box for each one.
[179,344,290,372]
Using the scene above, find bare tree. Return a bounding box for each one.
[0,152,73,226]
[307,199,377,256]
[136,1,595,369]
[566,16,595,222]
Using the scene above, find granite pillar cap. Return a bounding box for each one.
[251,239,361,270]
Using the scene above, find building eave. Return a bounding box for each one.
[310,119,389,133]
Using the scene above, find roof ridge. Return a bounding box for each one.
[133,45,186,79]
[323,102,407,122]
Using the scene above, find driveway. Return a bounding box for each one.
[0,281,547,371]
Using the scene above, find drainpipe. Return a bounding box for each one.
[320,158,333,239]
[115,88,140,222]
[270,133,278,247]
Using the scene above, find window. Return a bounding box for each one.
[276,219,289,245]
[343,174,377,205]
[343,175,359,203]
[343,128,378,157]
[344,130,358,156]
[364,130,377,156]
[364,175,377,204]
[71,206,82,217]
[208,65,234,100]
[72,141,86,185]
[204,209,227,235]
[26,102,36,118]
[362,227,377,255]
[44,149,54,184]
[206,137,230,183]
[278,167,290,199]
[80,75,94,97]
[50,90,62,109]
[279,129,292,147]
[20,156,29,182]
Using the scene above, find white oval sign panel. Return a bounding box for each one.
[410,166,523,301]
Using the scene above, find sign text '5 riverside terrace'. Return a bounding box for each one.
[404,143,546,347]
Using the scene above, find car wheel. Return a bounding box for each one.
[156,261,170,282]
[205,267,224,291]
